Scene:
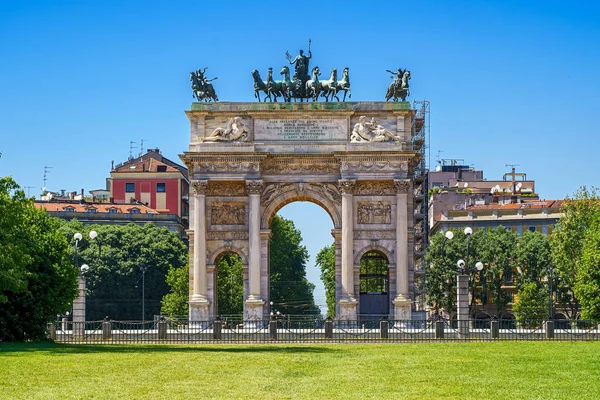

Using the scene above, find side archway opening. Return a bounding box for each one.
[214,252,245,319]
[358,250,390,319]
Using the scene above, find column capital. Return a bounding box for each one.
[246,180,264,195]
[191,180,208,195]
[331,228,342,240]
[338,179,356,195]
[394,179,410,194]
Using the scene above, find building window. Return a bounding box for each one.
[64,207,75,212]
[157,165,167,172]
[157,183,166,193]
[528,226,536,232]
[87,208,97,213]
[108,208,118,213]
[130,208,140,214]
[125,183,135,192]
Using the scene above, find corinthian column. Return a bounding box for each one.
[245,180,265,321]
[190,180,209,322]
[393,179,412,320]
[338,179,357,320]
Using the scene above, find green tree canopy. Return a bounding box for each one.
[161,262,189,317]
[60,221,187,320]
[0,176,78,341]
[512,282,549,328]
[551,186,600,319]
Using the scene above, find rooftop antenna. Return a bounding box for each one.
[43,166,53,190]
[129,141,137,160]
[24,186,35,197]
[436,150,443,164]
[140,139,148,156]
[505,163,521,195]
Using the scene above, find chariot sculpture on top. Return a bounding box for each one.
[251,39,352,103]
[190,40,412,103]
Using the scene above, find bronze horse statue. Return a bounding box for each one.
[385,70,410,102]
[305,66,322,102]
[190,68,218,102]
[319,68,338,102]
[252,69,284,102]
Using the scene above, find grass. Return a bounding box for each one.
[1,342,599,399]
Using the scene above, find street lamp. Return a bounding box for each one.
[72,231,100,333]
[444,227,482,337]
[141,266,147,322]
[547,265,554,321]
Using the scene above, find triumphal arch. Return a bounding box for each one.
[180,100,422,322]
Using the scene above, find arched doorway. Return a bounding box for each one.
[358,251,390,318]
[214,252,244,318]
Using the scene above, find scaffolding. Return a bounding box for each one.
[411,100,430,312]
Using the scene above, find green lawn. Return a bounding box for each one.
[1,342,599,399]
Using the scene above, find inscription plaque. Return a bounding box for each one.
[254,118,348,141]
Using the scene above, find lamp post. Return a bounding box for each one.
[72,231,100,335]
[547,265,554,321]
[141,266,147,322]
[444,227,482,337]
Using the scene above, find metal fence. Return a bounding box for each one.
[48,318,600,344]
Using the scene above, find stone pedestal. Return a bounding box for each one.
[339,299,358,321]
[189,298,210,322]
[72,275,86,336]
[245,299,265,321]
[456,274,469,337]
[393,296,412,320]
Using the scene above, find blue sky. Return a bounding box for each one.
[1,1,599,312]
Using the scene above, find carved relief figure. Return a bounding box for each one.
[203,117,249,142]
[354,181,396,196]
[211,203,246,225]
[351,116,401,143]
[357,201,392,224]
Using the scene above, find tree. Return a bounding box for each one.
[551,186,600,319]
[575,226,600,320]
[475,226,517,317]
[269,215,319,315]
[0,176,78,341]
[316,243,336,317]
[161,262,189,317]
[515,231,552,290]
[60,221,187,320]
[512,282,549,328]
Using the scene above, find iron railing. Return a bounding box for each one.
[48,318,600,344]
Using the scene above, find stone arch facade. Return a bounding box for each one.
[181,102,420,321]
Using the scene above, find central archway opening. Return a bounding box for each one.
[270,201,334,318]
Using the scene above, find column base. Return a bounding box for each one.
[245,297,265,321]
[338,297,358,321]
[393,295,412,320]
[189,296,210,322]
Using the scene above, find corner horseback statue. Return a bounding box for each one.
[190,67,219,102]
[385,68,411,102]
